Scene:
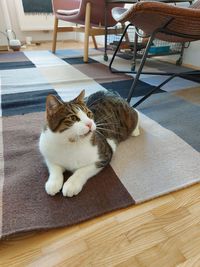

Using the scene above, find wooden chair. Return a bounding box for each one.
[109,1,200,107]
[52,0,124,62]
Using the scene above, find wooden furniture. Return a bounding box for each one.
[51,0,124,62]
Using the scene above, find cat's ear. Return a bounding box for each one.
[73,90,85,103]
[46,95,63,114]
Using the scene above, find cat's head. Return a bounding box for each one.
[45,90,96,139]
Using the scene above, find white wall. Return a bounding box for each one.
[181,0,200,68]
[0,0,75,45]
[183,41,200,68]
[0,1,8,46]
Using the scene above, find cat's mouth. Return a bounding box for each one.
[84,130,92,137]
[83,127,96,137]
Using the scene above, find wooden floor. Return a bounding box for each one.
[0,41,200,267]
[21,40,93,51]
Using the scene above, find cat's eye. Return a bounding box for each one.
[87,111,93,118]
[71,115,78,121]
[71,115,80,121]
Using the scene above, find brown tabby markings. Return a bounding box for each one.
[91,133,113,168]
[89,94,138,168]
[45,92,93,133]
[89,95,138,142]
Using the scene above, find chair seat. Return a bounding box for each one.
[57,9,79,16]
[112,2,200,42]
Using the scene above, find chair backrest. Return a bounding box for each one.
[52,0,81,12]
[79,0,125,26]
[52,0,124,27]
[115,0,200,42]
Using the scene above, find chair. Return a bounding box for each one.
[109,1,200,107]
[51,0,124,62]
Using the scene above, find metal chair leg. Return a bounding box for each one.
[127,33,156,103]
[132,68,200,107]
[109,23,132,72]
[176,42,185,66]
[104,1,108,62]
[132,73,178,107]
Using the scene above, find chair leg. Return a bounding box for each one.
[133,73,177,107]
[109,23,132,72]
[84,2,91,62]
[176,42,185,66]
[126,33,156,103]
[92,35,98,49]
[52,17,58,53]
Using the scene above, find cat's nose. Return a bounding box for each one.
[86,121,92,129]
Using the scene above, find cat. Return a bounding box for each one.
[39,90,140,197]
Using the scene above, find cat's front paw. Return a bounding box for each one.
[45,179,63,196]
[62,179,83,197]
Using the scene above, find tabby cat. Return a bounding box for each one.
[39,90,139,197]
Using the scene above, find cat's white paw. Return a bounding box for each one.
[45,179,63,196]
[62,178,83,197]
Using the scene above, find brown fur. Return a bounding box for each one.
[89,94,138,143]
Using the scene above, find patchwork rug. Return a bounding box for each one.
[0,49,200,239]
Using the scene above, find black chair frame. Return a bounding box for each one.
[109,21,200,107]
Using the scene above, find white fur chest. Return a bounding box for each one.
[39,129,99,172]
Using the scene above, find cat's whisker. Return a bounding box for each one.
[95,114,114,124]
[96,126,124,136]
[96,122,121,127]
[96,123,125,131]
[95,129,106,139]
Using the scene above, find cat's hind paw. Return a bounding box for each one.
[62,179,83,197]
[45,179,63,196]
[132,126,140,137]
